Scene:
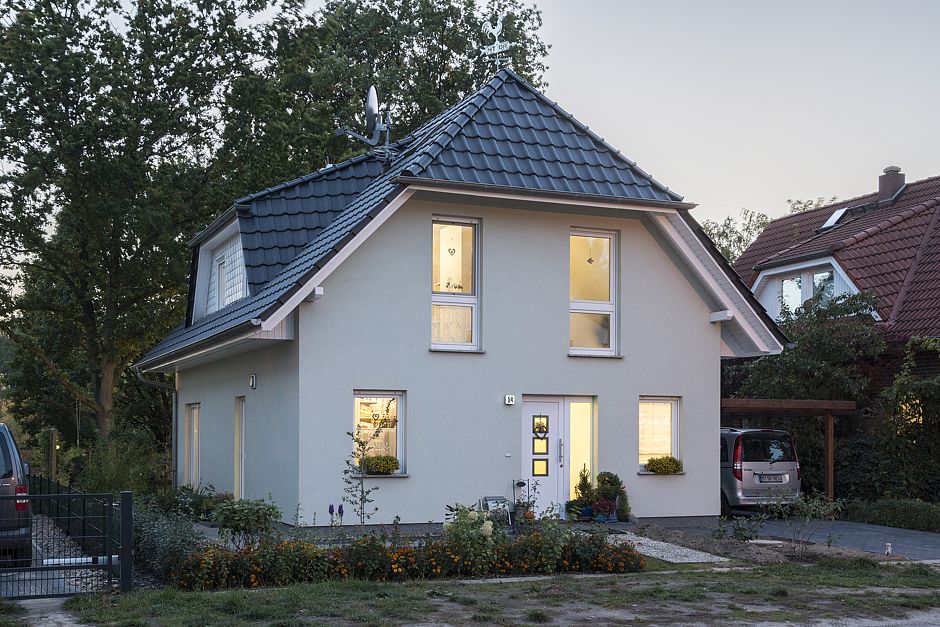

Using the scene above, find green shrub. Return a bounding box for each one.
[133,503,204,579]
[75,426,170,495]
[842,499,940,533]
[171,524,645,589]
[360,455,400,475]
[212,498,282,550]
[176,540,330,590]
[644,456,683,474]
[155,484,233,519]
[442,505,503,576]
[596,471,631,520]
[565,466,596,517]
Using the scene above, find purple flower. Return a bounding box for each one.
[329,504,335,516]
[338,504,344,517]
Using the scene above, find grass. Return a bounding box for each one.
[0,600,23,627]
[61,558,940,626]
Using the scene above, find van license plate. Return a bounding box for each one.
[759,474,783,483]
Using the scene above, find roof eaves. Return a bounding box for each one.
[188,205,241,247]
[135,318,257,370]
[396,176,696,210]
[677,211,790,347]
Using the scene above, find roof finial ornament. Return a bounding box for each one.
[481,13,514,69]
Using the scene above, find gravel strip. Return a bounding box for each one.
[608,530,729,563]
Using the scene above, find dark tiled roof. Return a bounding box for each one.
[734,174,940,339]
[237,156,385,291]
[139,69,695,368]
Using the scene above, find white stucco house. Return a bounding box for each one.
[137,69,786,523]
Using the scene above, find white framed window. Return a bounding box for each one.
[206,234,246,313]
[638,397,679,468]
[569,229,617,355]
[779,274,803,314]
[431,217,480,351]
[813,270,834,304]
[353,392,405,473]
[183,403,200,486]
[234,397,245,499]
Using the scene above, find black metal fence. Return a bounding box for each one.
[0,476,133,600]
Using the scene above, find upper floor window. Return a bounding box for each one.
[431,218,479,350]
[813,270,834,304]
[569,230,617,355]
[780,275,802,313]
[206,234,246,314]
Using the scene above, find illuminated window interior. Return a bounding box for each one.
[568,400,593,499]
[354,393,401,467]
[569,232,615,353]
[639,398,677,467]
[431,219,478,348]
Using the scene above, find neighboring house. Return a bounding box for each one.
[137,69,785,523]
[734,167,940,343]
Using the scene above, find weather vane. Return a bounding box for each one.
[481,13,514,68]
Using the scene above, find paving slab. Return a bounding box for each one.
[758,519,940,561]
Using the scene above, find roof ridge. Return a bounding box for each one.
[886,200,940,324]
[830,196,940,252]
[235,152,380,205]
[501,69,682,201]
[400,70,512,178]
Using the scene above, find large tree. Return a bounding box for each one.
[0,0,548,439]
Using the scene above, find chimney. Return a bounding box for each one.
[878,166,905,203]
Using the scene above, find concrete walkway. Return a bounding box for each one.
[758,519,940,561]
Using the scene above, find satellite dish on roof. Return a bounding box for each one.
[336,84,391,150]
[364,85,380,137]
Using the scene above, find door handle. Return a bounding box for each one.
[559,437,564,467]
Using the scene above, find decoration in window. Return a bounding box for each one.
[353,393,402,470]
[431,219,479,348]
[569,231,616,353]
[532,415,549,439]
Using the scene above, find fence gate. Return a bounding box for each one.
[0,476,133,600]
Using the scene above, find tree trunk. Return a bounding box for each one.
[96,361,116,436]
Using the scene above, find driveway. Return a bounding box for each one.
[758,519,940,561]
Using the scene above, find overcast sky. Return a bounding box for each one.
[534,0,940,222]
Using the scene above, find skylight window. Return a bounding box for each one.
[818,208,847,232]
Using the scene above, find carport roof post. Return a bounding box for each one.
[720,398,858,501]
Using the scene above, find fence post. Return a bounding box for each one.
[119,491,133,593]
[104,494,113,590]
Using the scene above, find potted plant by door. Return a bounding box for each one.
[592,498,615,523]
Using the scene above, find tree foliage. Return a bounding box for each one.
[0,0,548,442]
[700,208,769,262]
[727,293,886,404]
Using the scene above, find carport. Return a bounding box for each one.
[720,398,857,500]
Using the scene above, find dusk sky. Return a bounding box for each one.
[534,0,940,222]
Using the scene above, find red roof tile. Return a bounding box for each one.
[734,174,940,339]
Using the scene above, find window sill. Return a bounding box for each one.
[351,474,410,479]
[429,348,485,354]
[568,353,623,359]
[637,471,686,476]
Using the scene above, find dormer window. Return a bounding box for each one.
[206,234,246,313]
[192,219,248,321]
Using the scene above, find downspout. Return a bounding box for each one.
[135,367,179,488]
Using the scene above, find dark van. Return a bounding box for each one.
[0,424,31,567]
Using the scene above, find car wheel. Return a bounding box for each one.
[720,492,732,517]
[12,545,32,568]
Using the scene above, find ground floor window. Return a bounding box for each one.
[638,397,679,468]
[353,392,404,473]
[184,403,200,486]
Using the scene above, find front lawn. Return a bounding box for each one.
[63,558,940,626]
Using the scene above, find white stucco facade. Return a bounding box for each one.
[173,194,771,523]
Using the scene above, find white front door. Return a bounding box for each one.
[521,397,595,516]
